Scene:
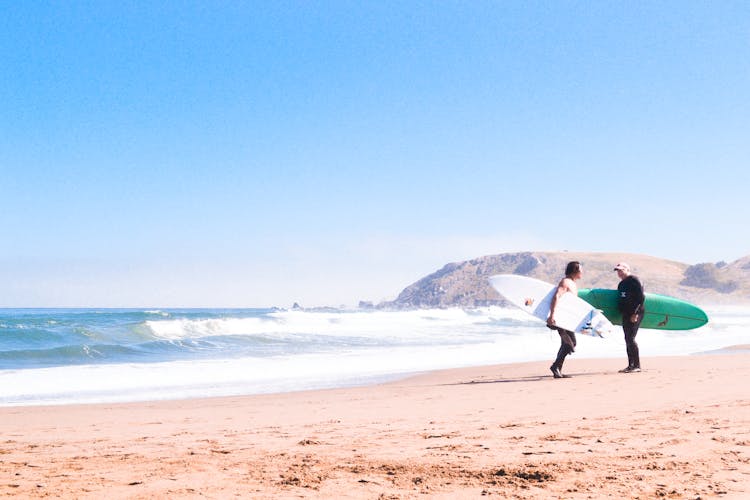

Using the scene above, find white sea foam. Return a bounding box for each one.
[0,306,746,406]
[143,307,535,341]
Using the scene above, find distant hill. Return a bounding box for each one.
[380,252,750,309]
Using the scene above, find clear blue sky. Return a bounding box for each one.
[2,1,749,307]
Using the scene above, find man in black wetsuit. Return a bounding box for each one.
[614,262,645,373]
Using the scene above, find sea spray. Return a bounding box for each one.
[0,306,746,406]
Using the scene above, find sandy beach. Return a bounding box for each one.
[2,353,749,499]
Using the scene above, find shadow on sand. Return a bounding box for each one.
[451,370,614,385]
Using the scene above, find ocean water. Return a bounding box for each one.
[0,306,747,406]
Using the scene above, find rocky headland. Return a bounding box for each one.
[380,252,750,309]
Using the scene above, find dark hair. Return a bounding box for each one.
[565,261,581,277]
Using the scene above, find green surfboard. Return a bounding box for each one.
[578,289,708,331]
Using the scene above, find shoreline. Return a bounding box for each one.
[5,343,749,409]
[2,306,745,409]
[2,353,750,498]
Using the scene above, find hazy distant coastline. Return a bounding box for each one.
[375,251,750,309]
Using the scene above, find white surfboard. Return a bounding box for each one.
[489,274,612,338]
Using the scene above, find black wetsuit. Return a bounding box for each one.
[552,328,576,371]
[617,275,645,369]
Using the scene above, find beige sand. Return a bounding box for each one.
[2,353,749,499]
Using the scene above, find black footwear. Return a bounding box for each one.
[550,365,563,378]
[619,366,641,373]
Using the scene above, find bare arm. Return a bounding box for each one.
[547,278,572,327]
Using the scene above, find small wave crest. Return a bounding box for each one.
[0,343,139,369]
[142,307,531,342]
[144,317,279,340]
